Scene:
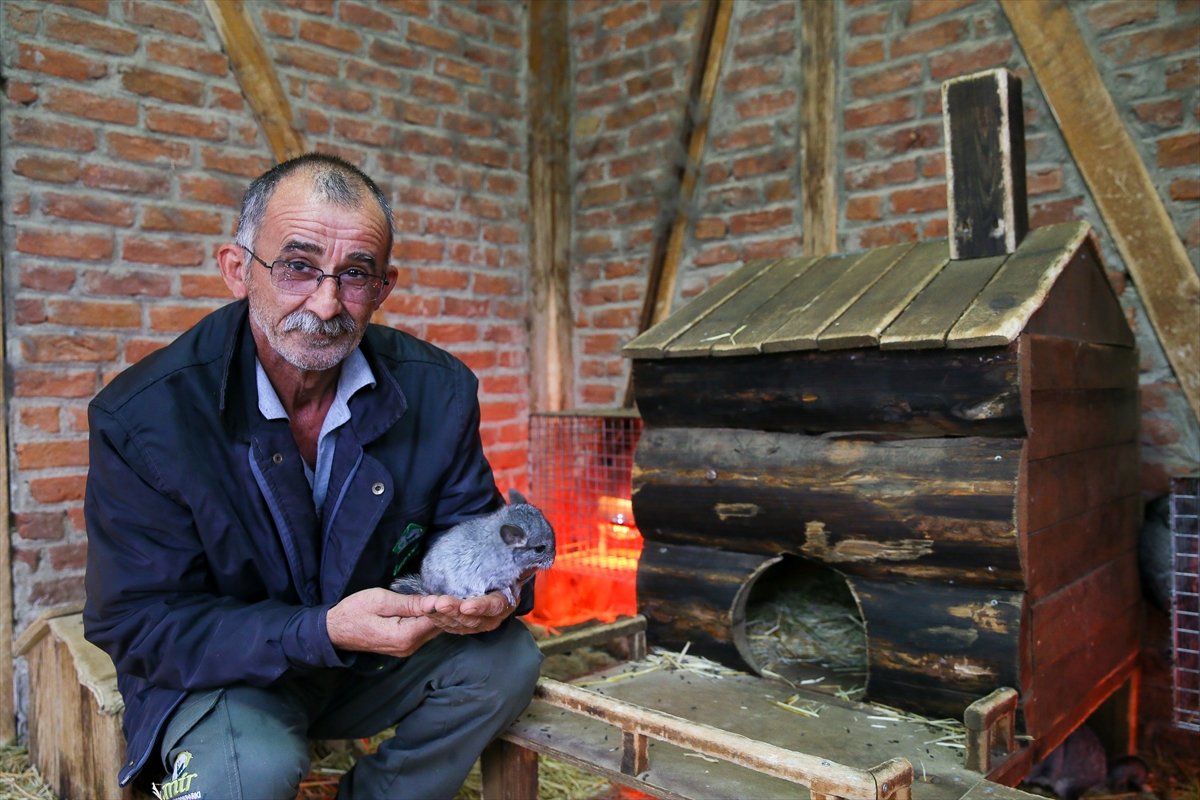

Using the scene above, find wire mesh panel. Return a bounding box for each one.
[527,411,644,628]
[1173,475,1200,731]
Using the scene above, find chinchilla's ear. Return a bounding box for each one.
[507,489,528,505]
[500,524,527,546]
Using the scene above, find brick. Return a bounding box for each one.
[44,193,135,226]
[7,80,38,105]
[844,97,914,130]
[142,206,225,235]
[741,2,795,34]
[45,86,139,125]
[1101,22,1200,64]
[1170,178,1200,201]
[123,237,207,267]
[929,41,1012,80]
[145,108,228,141]
[849,11,890,35]
[922,152,946,178]
[476,0,516,25]
[20,407,61,434]
[1157,132,1200,167]
[906,0,978,24]
[17,230,113,261]
[20,265,76,293]
[179,274,232,299]
[398,130,455,157]
[732,150,794,179]
[1086,0,1157,30]
[85,270,172,297]
[15,299,47,325]
[847,195,883,221]
[14,368,96,398]
[695,218,727,239]
[923,218,949,238]
[211,87,245,111]
[603,2,646,29]
[30,474,86,504]
[369,39,427,69]
[890,184,947,214]
[308,81,373,112]
[333,118,395,146]
[381,0,431,15]
[260,9,294,36]
[847,40,885,67]
[382,293,440,316]
[300,18,363,52]
[858,221,918,248]
[398,239,449,264]
[735,90,796,120]
[65,406,89,432]
[741,236,802,261]
[425,324,478,344]
[1165,59,1199,91]
[724,64,783,94]
[729,207,792,235]
[1030,196,1083,227]
[180,175,244,208]
[14,156,80,184]
[48,542,89,570]
[16,512,66,541]
[852,62,923,98]
[1027,167,1063,196]
[460,143,509,169]
[5,3,37,32]
[474,274,519,295]
[844,161,917,192]
[82,164,171,195]
[30,577,87,607]
[11,117,95,152]
[487,175,519,195]
[22,333,118,363]
[16,43,107,81]
[121,67,205,106]
[694,243,739,266]
[733,29,794,60]
[581,385,618,405]
[875,123,942,155]
[107,132,193,166]
[279,0,334,12]
[408,20,458,51]
[893,20,966,57]
[201,147,274,178]
[275,43,341,75]
[49,298,141,327]
[441,4,487,37]
[579,34,622,63]
[625,17,680,48]
[345,59,403,89]
[341,2,395,31]
[125,339,171,362]
[435,56,484,85]
[150,305,217,332]
[124,1,203,39]
[1133,98,1184,129]
[45,11,138,54]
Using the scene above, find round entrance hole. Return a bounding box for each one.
[733,555,868,693]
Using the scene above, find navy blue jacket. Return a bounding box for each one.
[83,300,506,786]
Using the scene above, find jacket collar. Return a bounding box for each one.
[219,300,407,446]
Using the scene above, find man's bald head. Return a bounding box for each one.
[235,153,395,256]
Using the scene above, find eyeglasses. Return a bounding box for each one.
[244,248,389,304]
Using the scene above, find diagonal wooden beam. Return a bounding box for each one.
[1001,0,1200,423]
[205,0,307,162]
[800,0,838,258]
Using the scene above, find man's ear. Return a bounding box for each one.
[217,243,250,300]
[373,262,400,310]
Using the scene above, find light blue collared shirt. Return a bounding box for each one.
[256,347,376,514]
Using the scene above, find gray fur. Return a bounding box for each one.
[389,489,556,604]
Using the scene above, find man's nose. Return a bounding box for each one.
[306,275,345,319]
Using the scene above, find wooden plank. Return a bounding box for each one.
[1024,441,1140,531]
[538,616,647,657]
[880,253,1008,349]
[632,429,1023,587]
[1023,238,1135,347]
[947,222,1090,348]
[0,243,12,741]
[713,251,871,356]
[1001,0,1200,424]
[528,0,573,413]
[1025,494,1140,602]
[204,0,306,162]
[481,739,539,800]
[14,600,87,657]
[818,241,950,350]
[622,258,781,359]
[800,0,838,257]
[943,69,1028,260]
[633,344,1025,438]
[1023,334,1138,391]
[1026,388,1140,460]
[763,244,915,353]
[1030,552,1140,669]
[850,579,1023,718]
[664,257,815,357]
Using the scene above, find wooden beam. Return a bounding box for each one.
[624,0,733,407]
[800,0,838,257]
[1001,0,1200,423]
[0,246,13,742]
[528,0,574,412]
[205,0,306,162]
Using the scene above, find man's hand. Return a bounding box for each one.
[326,588,443,657]
[420,590,516,635]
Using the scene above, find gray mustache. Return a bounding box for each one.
[281,309,358,337]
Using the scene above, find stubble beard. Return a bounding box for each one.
[248,284,365,371]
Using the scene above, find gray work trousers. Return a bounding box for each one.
[156,618,542,800]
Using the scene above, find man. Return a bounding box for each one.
[83,153,542,800]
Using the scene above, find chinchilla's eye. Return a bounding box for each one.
[534,545,546,553]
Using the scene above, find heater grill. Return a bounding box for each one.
[1172,475,1200,732]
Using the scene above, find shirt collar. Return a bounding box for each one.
[255,347,376,425]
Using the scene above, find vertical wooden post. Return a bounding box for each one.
[800,0,838,258]
[528,0,574,412]
[481,739,539,800]
[620,730,650,775]
[942,69,1029,260]
[0,244,13,743]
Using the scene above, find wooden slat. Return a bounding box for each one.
[880,253,1008,349]
[481,739,539,799]
[1024,441,1140,531]
[1025,495,1140,603]
[1022,334,1139,391]
[0,245,12,740]
[663,257,812,357]
[1001,0,1200,424]
[763,244,914,352]
[528,0,573,412]
[819,240,950,350]
[538,616,647,657]
[14,600,86,657]
[622,258,780,358]
[713,251,870,356]
[204,0,306,162]
[1031,552,1140,669]
[947,222,1090,348]
[800,0,838,257]
[1026,388,1140,460]
[1023,237,1135,347]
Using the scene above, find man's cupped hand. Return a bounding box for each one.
[326,587,515,657]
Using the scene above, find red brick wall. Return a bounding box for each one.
[2,0,530,627]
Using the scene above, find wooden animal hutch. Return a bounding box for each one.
[624,69,1141,767]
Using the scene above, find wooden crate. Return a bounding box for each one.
[15,603,129,800]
